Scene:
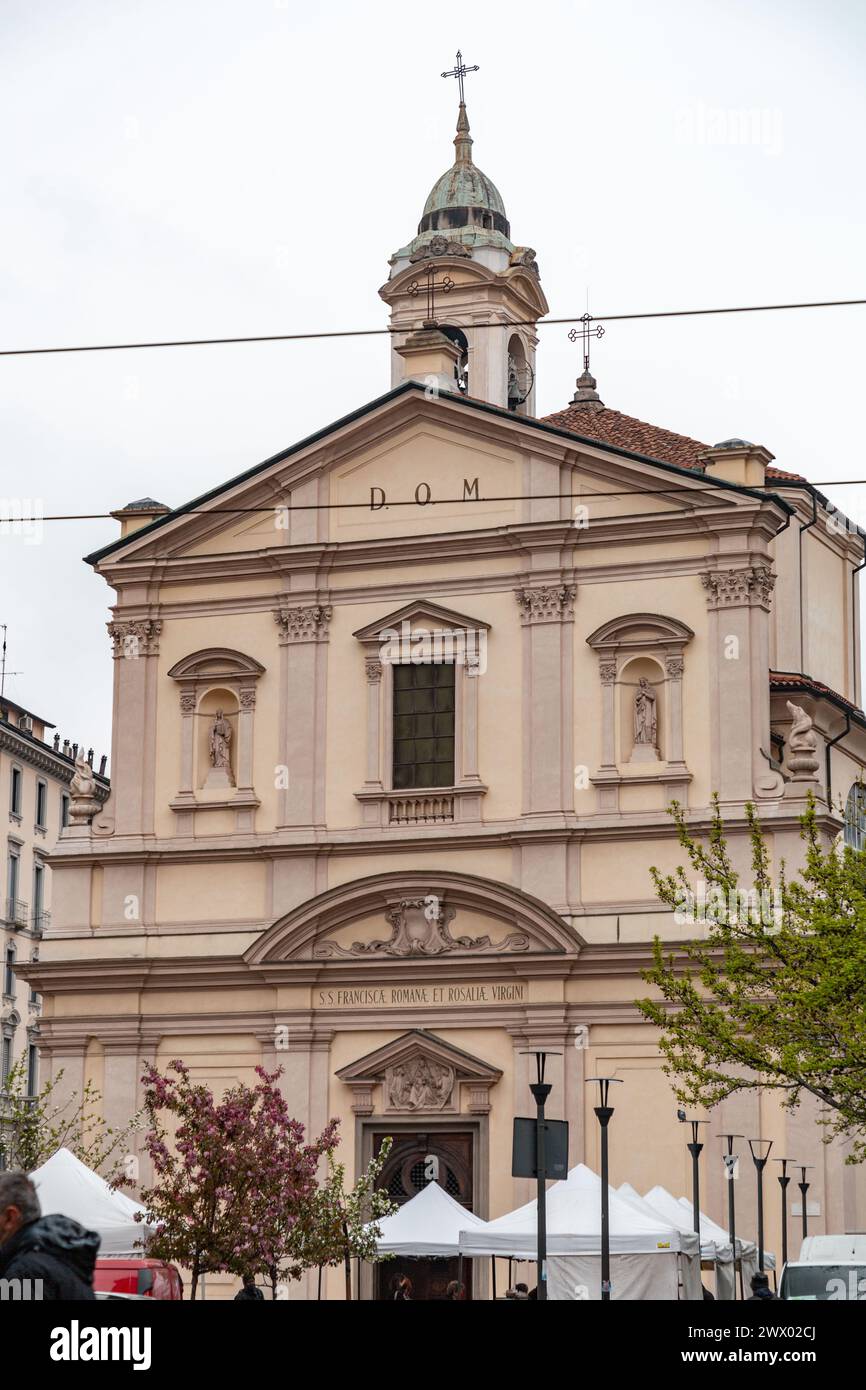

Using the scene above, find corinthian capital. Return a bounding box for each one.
[107,619,162,659]
[515,584,577,625]
[273,604,333,644]
[701,566,776,611]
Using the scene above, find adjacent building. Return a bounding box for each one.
[0,694,108,1121]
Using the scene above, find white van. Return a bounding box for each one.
[780,1235,866,1300]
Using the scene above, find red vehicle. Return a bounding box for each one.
[94,1258,184,1300]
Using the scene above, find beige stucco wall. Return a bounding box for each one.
[33,393,866,1298]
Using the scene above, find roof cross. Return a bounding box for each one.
[441,50,479,105]
[568,313,606,373]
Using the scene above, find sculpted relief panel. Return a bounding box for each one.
[386,1057,455,1112]
[313,895,530,959]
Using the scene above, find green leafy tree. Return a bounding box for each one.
[0,1056,140,1178]
[639,795,866,1160]
[293,1139,396,1299]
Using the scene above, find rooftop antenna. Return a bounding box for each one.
[0,626,23,700]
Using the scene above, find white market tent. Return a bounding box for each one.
[458,1164,702,1301]
[367,1179,487,1257]
[31,1147,153,1257]
[640,1184,735,1300]
[677,1195,773,1283]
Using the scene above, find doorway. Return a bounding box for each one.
[374,1130,474,1301]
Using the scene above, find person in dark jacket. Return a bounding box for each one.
[0,1170,99,1300]
[234,1273,264,1301]
[747,1272,779,1301]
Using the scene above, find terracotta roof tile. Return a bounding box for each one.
[540,401,806,483]
[770,670,865,721]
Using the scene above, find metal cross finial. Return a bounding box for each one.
[441,49,479,105]
[568,313,606,373]
[407,264,455,327]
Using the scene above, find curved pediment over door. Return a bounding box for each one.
[243,870,584,964]
[335,1029,502,1116]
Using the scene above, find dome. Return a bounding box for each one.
[416,104,511,241]
[422,163,507,220]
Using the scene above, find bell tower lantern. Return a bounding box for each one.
[380,75,548,415]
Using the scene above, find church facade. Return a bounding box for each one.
[30,94,866,1296]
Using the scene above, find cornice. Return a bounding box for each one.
[97,501,783,594]
[0,726,109,789]
[45,799,840,871]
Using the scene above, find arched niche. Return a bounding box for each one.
[167,648,265,829]
[586,613,694,811]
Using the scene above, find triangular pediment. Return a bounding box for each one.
[87,383,760,574]
[352,599,490,644]
[335,1030,502,1115]
[337,1029,501,1084]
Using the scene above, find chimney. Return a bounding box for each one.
[700,438,773,488]
[110,497,171,539]
[395,327,462,397]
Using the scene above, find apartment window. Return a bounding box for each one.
[9,766,22,818]
[35,780,47,829]
[60,793,70,829]
[1,1033,11,1086]
[27,1043,38,1097]
[3,943,14,998]
[392,662,455,790]
[33,862,44,930]
[7,850,19,905]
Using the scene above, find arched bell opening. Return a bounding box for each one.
[438,324,469,394]
[507,333,533,415]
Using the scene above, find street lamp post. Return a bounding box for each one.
[523,1050,559,1302]
[797,1165,815,1244]
[747,1139,773,1272]
[717,1133,744,1296]
[586,1076,623,1301]
[773,1159,796,1269]
[682,1118,710,1236]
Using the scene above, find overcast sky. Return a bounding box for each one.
[1,0,864,759]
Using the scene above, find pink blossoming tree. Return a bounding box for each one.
[137,1059,337,1299]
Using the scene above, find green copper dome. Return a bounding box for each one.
[417,104,510,239]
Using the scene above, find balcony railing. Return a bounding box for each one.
[388,794,455,826]
[4,899,29,929]
[31,909,50,936]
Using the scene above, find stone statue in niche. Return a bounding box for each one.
[630,678,660,762]
[204,708,235,789]
[386,1056,455,1112]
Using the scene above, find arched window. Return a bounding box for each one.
[844,783,866,850]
